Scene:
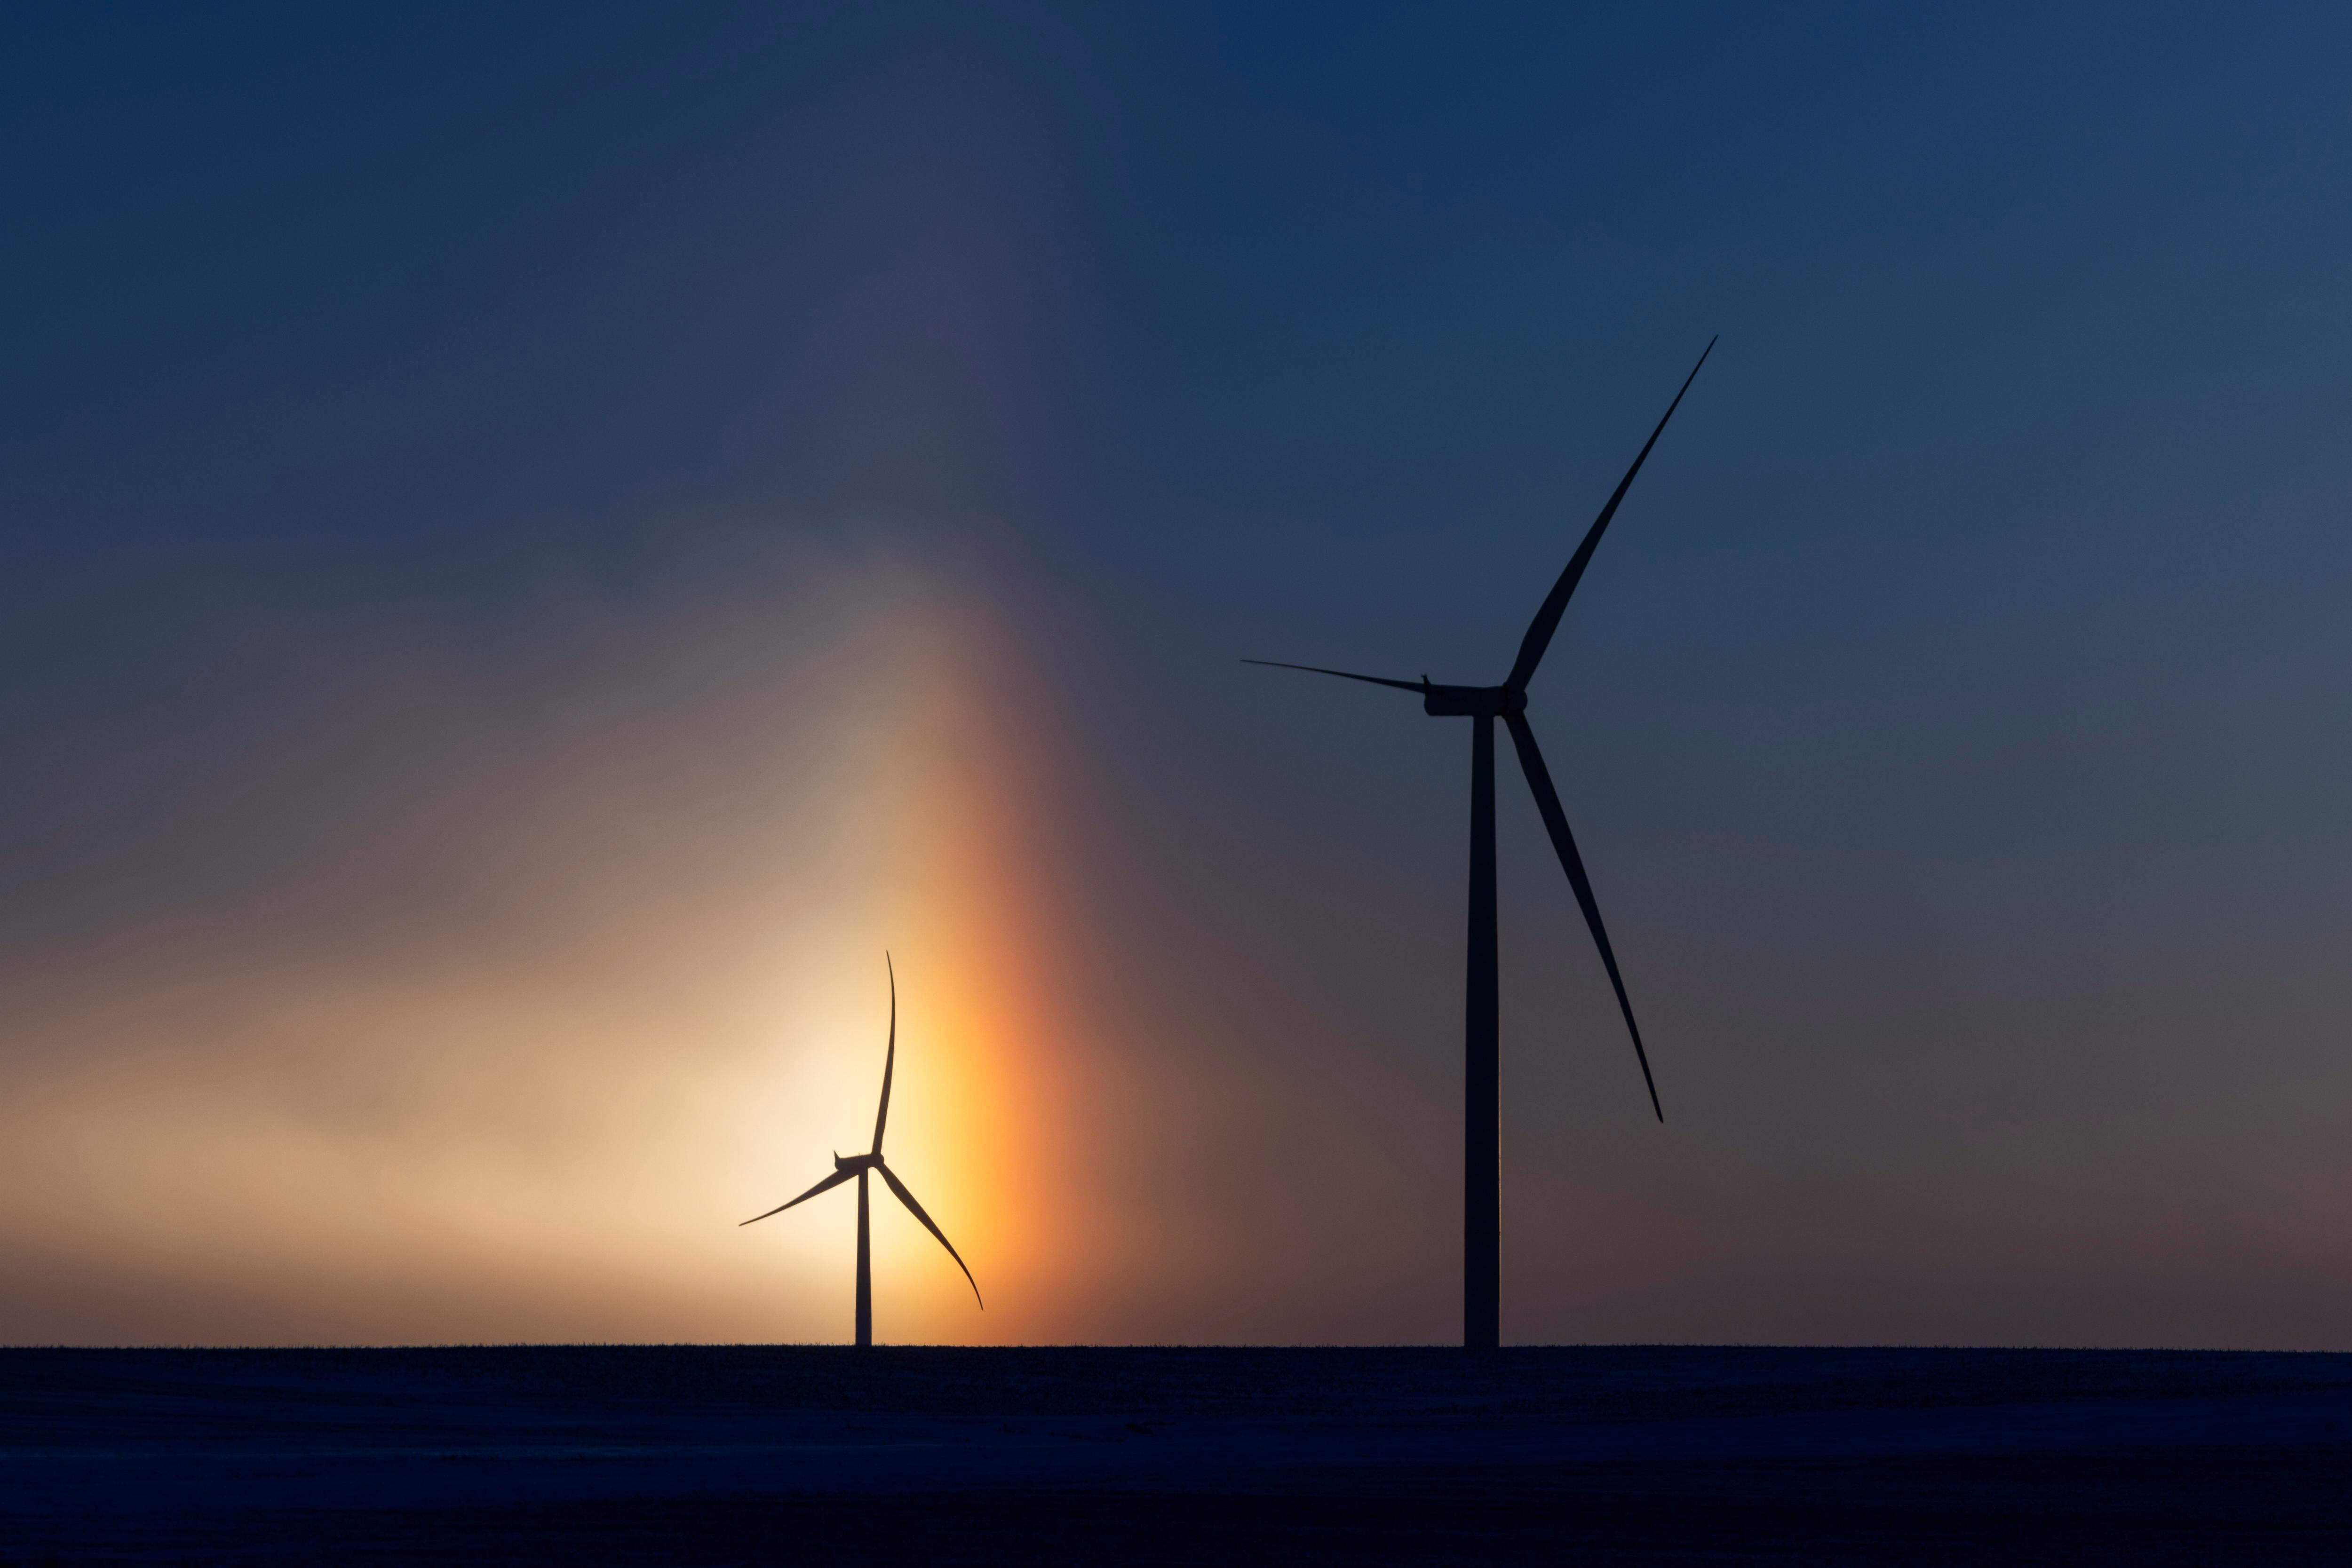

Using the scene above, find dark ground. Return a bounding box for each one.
[3,1345,2349,1564]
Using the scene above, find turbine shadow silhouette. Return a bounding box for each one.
[741,955,980,1347]
[1247,339,1715,1349]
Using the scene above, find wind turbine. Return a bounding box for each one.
[741,955,981,1347]
[1246,340,1714,1350]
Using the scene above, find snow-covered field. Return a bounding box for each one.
[5,1345,2349,1562]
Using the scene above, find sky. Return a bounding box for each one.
[4,1,2350,1348]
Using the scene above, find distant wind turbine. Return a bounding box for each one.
[1246,340,1715,1350]
[740,955,981,1347]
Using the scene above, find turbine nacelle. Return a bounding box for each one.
[1421,683,1526,719]
[831,1151,882,1173]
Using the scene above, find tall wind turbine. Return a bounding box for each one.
[1247,340,1715,1350]
[740,955,981,1347]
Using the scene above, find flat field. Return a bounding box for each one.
[4,1345,2349,1563]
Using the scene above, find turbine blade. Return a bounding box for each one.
[739,1165,855,1226]
[872,953,895,1156]
[1504,713,1663,1122]
[1504,338,1716,693]
[874,1162,983,1308]
[1241,659,1427,694]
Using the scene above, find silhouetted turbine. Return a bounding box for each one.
[740,955,980,1347]
[1246,339,1714,1350]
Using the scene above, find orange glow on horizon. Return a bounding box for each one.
[0,542,1122,1347]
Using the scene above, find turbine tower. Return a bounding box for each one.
[741,955,981,1347]
[1247,340,1714,1350]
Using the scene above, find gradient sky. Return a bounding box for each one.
[5,2,2350,1347]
